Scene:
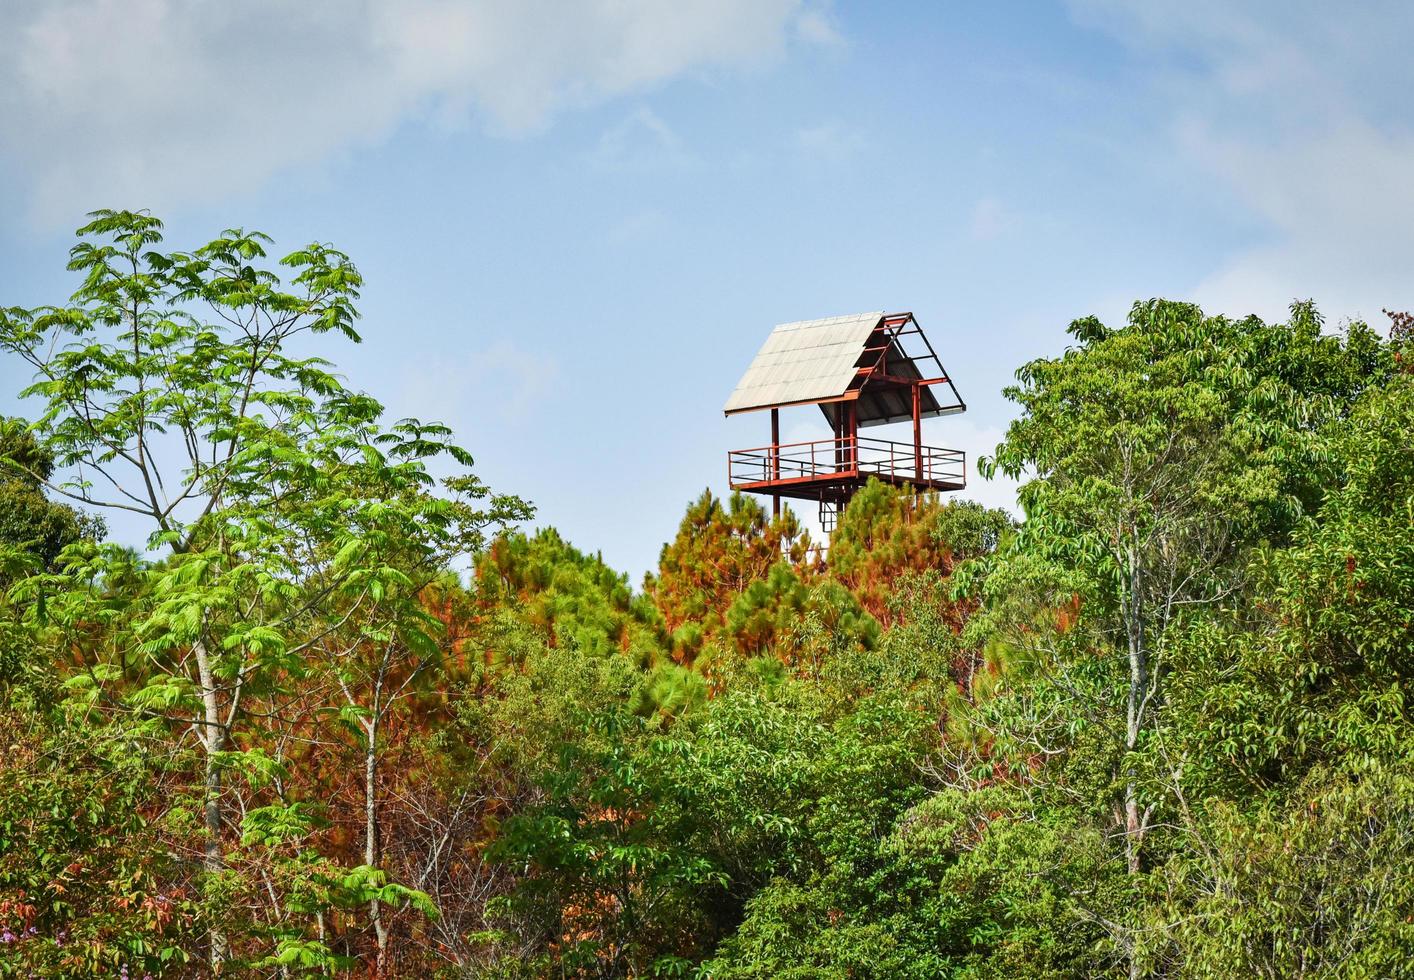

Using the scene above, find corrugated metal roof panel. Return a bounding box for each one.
[723,312,884,414]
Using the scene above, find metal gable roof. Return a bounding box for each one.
[722,312,885,415]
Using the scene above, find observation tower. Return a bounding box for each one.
[723,311,967,530]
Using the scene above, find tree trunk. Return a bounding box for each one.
[195,638,229,972]
[1123,544,1146,876]
[365,720,388,975]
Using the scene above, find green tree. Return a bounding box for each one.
[489,706,727,978]
[0,699,204,977]
[0,419,101,574]
[827,481,1011,627]
[722,565,878,673]
[979,301,1384,868]
[475,527,666,663]
[644,490,814,663]
[1,209,526,971]
[1147,370,1414,975]
[957,300,1390,975]
[1168,369,1414,790]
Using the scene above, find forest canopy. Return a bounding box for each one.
[1,211,1411,978]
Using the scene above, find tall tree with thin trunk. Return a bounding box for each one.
[973,300,1386,974]
[1,209,528,972]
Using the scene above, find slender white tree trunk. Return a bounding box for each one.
[1120,538,1149,980]
[195,637,229,972]
[365,716,389,974]
[1123,542,1146,876]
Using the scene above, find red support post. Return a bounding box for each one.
[845,402,854,471]
[912,383,922,481]
[770,408,780,518]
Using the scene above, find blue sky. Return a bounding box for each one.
[2,1,1411,579]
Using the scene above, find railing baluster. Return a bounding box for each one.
[727,438,967,490]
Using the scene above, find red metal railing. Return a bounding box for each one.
[728,435,965,488]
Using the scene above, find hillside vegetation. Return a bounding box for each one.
[1,212,1411,978]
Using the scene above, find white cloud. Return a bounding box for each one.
[1068,0,1414,326]
[793,7,843,48]
[604,207,669,245]
[793,120,866,162]
[588,107,696,172]
[0,0,827,225]
[1180,119,1414,325]
[969,197,1015,242]
[395,338,559,427]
